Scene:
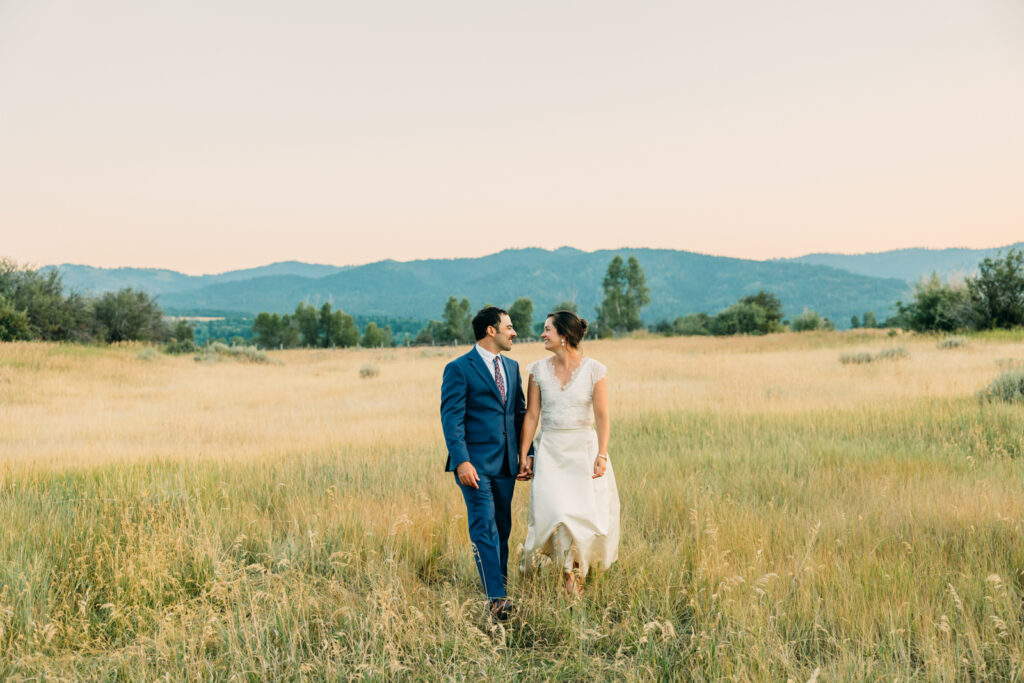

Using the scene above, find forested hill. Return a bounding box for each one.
[782,243,1024,283]
[47,248,910,328]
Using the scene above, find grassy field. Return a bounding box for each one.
[1,331,1023,680]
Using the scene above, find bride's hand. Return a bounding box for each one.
[517,456,534,481]
[592,455,607,478]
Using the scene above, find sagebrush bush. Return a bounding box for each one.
[978,368,1024,404]
[937,336,967,350]
[164,339,198,355]
[195,342,267,364]
[876,347,909,361]
[359,363,380,378]
[840,347,909,365]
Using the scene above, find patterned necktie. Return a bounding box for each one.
[493,356,506,403]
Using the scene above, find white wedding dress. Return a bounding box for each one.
[520,356,620,578]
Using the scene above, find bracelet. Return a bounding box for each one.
[596,453,608,461]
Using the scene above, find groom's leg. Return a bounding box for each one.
[456,473,506,599]
[491,474,516,584]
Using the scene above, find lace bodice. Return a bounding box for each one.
[527,356,607,430]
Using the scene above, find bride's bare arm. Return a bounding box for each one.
[592,377,609,477]
[517,375,541,479]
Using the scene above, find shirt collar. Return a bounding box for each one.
[475,343,501,366]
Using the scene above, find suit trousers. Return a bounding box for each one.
[456,471,516,600]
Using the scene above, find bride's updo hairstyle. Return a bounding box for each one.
[548,310,588,349]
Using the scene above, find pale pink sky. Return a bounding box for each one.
[1,0,1021,275]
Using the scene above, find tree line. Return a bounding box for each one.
[888,249,1024,332]
[5,249,1023,348]
[251,302,395,349]
[0,259,188,345]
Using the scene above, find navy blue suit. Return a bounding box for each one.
[441,348,527,599]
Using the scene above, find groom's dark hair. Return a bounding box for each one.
[473,306,509,341]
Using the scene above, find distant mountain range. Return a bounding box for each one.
[781,243,1024,282]
[40,243,1020,330]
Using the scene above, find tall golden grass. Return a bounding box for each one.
[1,331,1022,679]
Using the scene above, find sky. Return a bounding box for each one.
[1,0,1021,275]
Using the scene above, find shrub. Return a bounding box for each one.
[195,342,267,364]
[709,302,768,336]
[978,369,1024,404]
[165,339,198,354]
[937,336,967,350]
[136,348,159,361]
[839,347,909,365]
[359,364,380,379]
[791,309,824,332]
[675,313,711,336]
[876,347,909,361]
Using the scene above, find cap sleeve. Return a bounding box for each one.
[526,360,539,378]
[590,359,607,384]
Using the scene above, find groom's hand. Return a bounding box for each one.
[456,461,480,489]
[516,456,534,481]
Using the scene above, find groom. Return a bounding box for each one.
[440,306,528,620]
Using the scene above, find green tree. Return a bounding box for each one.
[850,314,861,329]
[164,319,198,354]
[508,298,533,338]
[0,260,92,342]
[252,312,299,348]
[319,303,341,348]
[968,248,1024,329]
[862,311,877,328]
[92,288,167,343]
[414,320,446,345]
[709,302,768,336]
[294,303,320,347]
[791,309,824,332]
[319,303,358,347]
[596,255,650,334]
[0,298,31,341]
[553,300,578,314]
[440,296,472,343]
[675,312,711,336]
[252,312,285,348]
[896,274,976,332]
[739,291,784,332]
[280,314,301,348]
[361,322,393,347]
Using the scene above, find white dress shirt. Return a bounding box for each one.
[475,343,507,396]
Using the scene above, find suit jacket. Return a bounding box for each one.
[440,348,528,476]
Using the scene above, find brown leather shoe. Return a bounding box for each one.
[489,598,516,621]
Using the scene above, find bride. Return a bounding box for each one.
[517,310,620,595]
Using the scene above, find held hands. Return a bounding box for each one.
[592,454,608,479]
[516,456,534,481]
[456,461,480,489]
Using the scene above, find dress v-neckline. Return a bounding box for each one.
[548,356,586,391]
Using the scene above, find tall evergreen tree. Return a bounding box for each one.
[294,303,320,347]
[252,312,285,348]
[508,297,533,338]
[440,296,472,343]
[596,255,650,334]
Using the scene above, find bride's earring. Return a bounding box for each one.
[560,338,566,348]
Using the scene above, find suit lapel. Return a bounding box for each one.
[467,350,503,403]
